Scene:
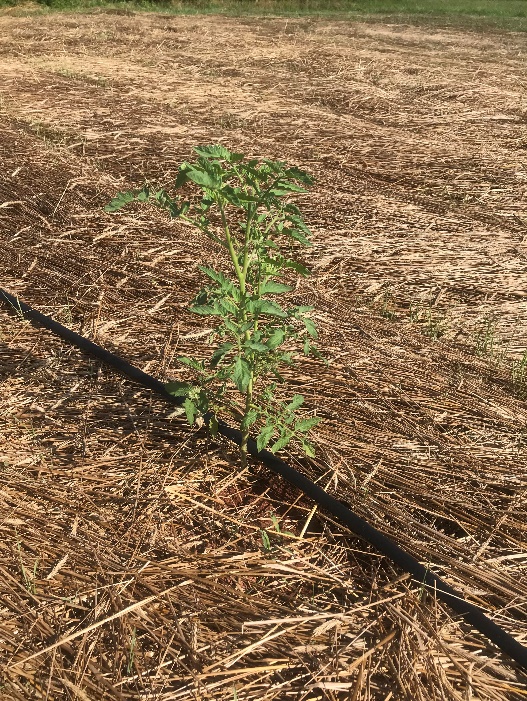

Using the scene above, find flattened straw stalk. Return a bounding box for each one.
[2,286,527,673]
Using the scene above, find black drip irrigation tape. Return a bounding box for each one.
[2,287,527,672]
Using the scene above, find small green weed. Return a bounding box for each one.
[1,293,27,323]
[260,512,294,553]
[409,300,448,339]
[56,67,109,87]
[471,316,527,399]
[260,529,272,553]
[379,291,397,321]
[15,536,39,595]
[216,111,249,130]
[126,627,137,674]
[511,350,527,398]
[474,315,500,358]
[58,296,74,325]
[14,116,86,152]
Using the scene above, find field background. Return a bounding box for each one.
[0,4,527,700]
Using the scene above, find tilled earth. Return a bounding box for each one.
[0,8,526,701]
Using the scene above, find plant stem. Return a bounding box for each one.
[219,199,255,465]
[240,374,254,468]
[219,201,245,292]
[241,204,255,283]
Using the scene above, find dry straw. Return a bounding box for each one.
[0,9,526,700]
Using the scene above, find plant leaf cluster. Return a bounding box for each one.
[106,144,323,465]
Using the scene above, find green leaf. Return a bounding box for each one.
[198,195,215,210]
[266,328,285,350]
[284,411,295,425]
[222,186,258,206]
[307,343,326,362]
[278,351,293,366]
[194,288,209,305]
[165,381,192,397]
[136,189,150,202]
[104,190,136,212]
[244,340,268,353]
[259,300,287,318]
[284,202,301,215]
[260,254,283,276]
[285,166,314,185]
[262,382,277,403]
[233,357,252,393]
[218,298,238,315]
[186,169,221,190]
[196,389,210,415]
[152,188,185,218]
[279,180,309,192]
[246,299,261,315]
[224,318,241,335]
[286,395,304,411]
[270,180,307,194]
[288,214,311,234]
[260,281,293,295]
[284,259,310,277]
[269,186,306,196]
[257,424,275,453]
[262,158,284,173]
[241,409,258,431]
[183,398,197,425]
[198,266,225,284]
[273,368,285,382]
[174,166,191,189]
[209,415,219,436]
[191,304,223,316]
[270,433,293,454]
[262,238,279,250]
[210,342,234,368]
[193,144,233,160]
[301,440,316,458]
[261,529,271,552]
[295,416,321,433]
[285,228,311,247]
[178,356,204,371]
[303,318,318,339]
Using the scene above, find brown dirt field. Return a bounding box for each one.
[0,9,526,701]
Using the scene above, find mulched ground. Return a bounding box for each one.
[0,8,526,700]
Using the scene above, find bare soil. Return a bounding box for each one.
[0,9,526,700]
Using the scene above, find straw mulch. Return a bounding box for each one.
[0,9,526,700]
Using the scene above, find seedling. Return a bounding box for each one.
[2,294,28,323]
[15,534,38,595]
[106,145,323,467]
[126,627,137,675]
[409,300,448,339]
[260,529,272,553]
[511,349,527,398]
[379,291,396,321]
[474,315,501,359]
